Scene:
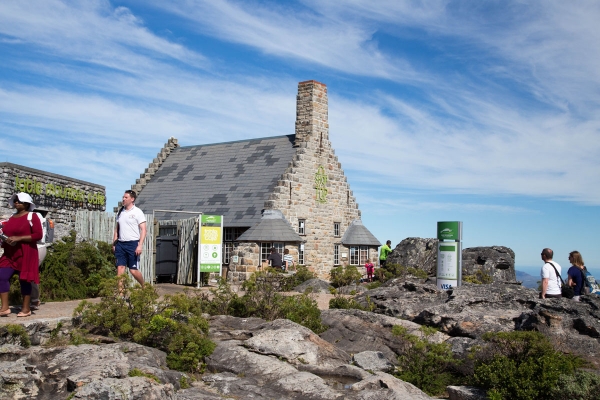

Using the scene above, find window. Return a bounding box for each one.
[334,222,340,237]
[223,242,233,264]
[334,244,340,265]
[298,219,305,235]
[223,227,247,264]
[273,242,284,255]
[350,246,359,265]
[350,246,369,265]
[261,243,272,263]
[298,244,305,265]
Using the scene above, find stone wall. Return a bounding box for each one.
[266,81,362,278]
[0,163,105,239]
[229,243,302,280]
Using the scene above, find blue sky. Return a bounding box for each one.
[1,0,598,275]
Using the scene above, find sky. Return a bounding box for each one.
[0,0,598,276]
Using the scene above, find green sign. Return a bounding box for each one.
[200,215,222,273]
[437,221,462,241]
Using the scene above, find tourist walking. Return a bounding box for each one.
[567,250,586,302]
[0,193,43,317]
[113,190,146,287]
[540,248,562,299]
[379,240,392,270]
[365,259,375,282]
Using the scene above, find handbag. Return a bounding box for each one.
[548,262,573,299]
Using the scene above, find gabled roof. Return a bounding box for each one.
[341,219,381,246]
[135,135,296,226]
[236,209,302,242]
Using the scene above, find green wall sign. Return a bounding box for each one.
[314,165,328,204]
[14,175,106,206]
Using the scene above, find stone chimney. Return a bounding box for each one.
[294,80,328,147]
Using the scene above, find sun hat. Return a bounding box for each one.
[8,193,36,211]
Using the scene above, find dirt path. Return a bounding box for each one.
[0,283,336,325]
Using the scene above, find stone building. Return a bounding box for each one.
[131,80,380,279]
[0,162,106,238]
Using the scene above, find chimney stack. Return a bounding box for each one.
[294,80,328,147]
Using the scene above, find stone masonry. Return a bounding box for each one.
[266,80,371,277]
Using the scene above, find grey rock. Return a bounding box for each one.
[447,385,488,400]
[354,280,600,364]
[71,377,175,399]
[386,238,438,276]
[319,309,449,366]
[295,278,334,294]
[337,283,367,294]
[352,351,395,372]
[462,246,516,283]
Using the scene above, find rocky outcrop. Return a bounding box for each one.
[1,316,433,399]
[386,239,517,284]
[386,238,438,275]
[354,279,600,367]
[295,278,334,294]
[462,246,516,282]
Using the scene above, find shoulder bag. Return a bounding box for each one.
[549,262,573,299]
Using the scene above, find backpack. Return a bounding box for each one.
[583,268,600,295]
[27,212,54,245]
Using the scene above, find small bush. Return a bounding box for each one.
[548,369,600,400]
[281,265,317,291]
[463,270,493,284]
[203,271,327,334]
[330,265,362,288]
[13,231,116,304]
[470,331,585,400]
[392,325,461,396]
[74,276,215,373]
[2,324,31,348]
[128,368,160,383]
[329,295,375,312]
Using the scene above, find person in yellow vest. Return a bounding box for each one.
[379,240,393,270]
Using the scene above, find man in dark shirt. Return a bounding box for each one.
[267,248,283,270]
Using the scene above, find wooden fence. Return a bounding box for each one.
[75,210,155,285]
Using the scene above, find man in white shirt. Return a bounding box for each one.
[113,190,146,287]
[540,248,562,299]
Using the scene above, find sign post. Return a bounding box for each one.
[436,221,462,291]
[198,215,223,288]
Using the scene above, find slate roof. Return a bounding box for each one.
[236,210,302,242]
[341,219,381,246]
[135,135,296,227]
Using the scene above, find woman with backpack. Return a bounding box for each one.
[567,251,586,302]
[0,192,42,317]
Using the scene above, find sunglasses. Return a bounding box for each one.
[13,199,23,204]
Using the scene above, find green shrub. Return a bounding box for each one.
[470,331,585,400]
[128,368,160,383]
[330,265,362,288]
[12,231,116,304]
[281,265,317,291]
[365,281,382,290]
[1,324,31,348]
[548,369,600,400]
[281,294,327,334]
[463,270,493,284]
[392,325,461,396]
[329,294,375,312]
[74,276,215,373]
[203,271,327,334]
